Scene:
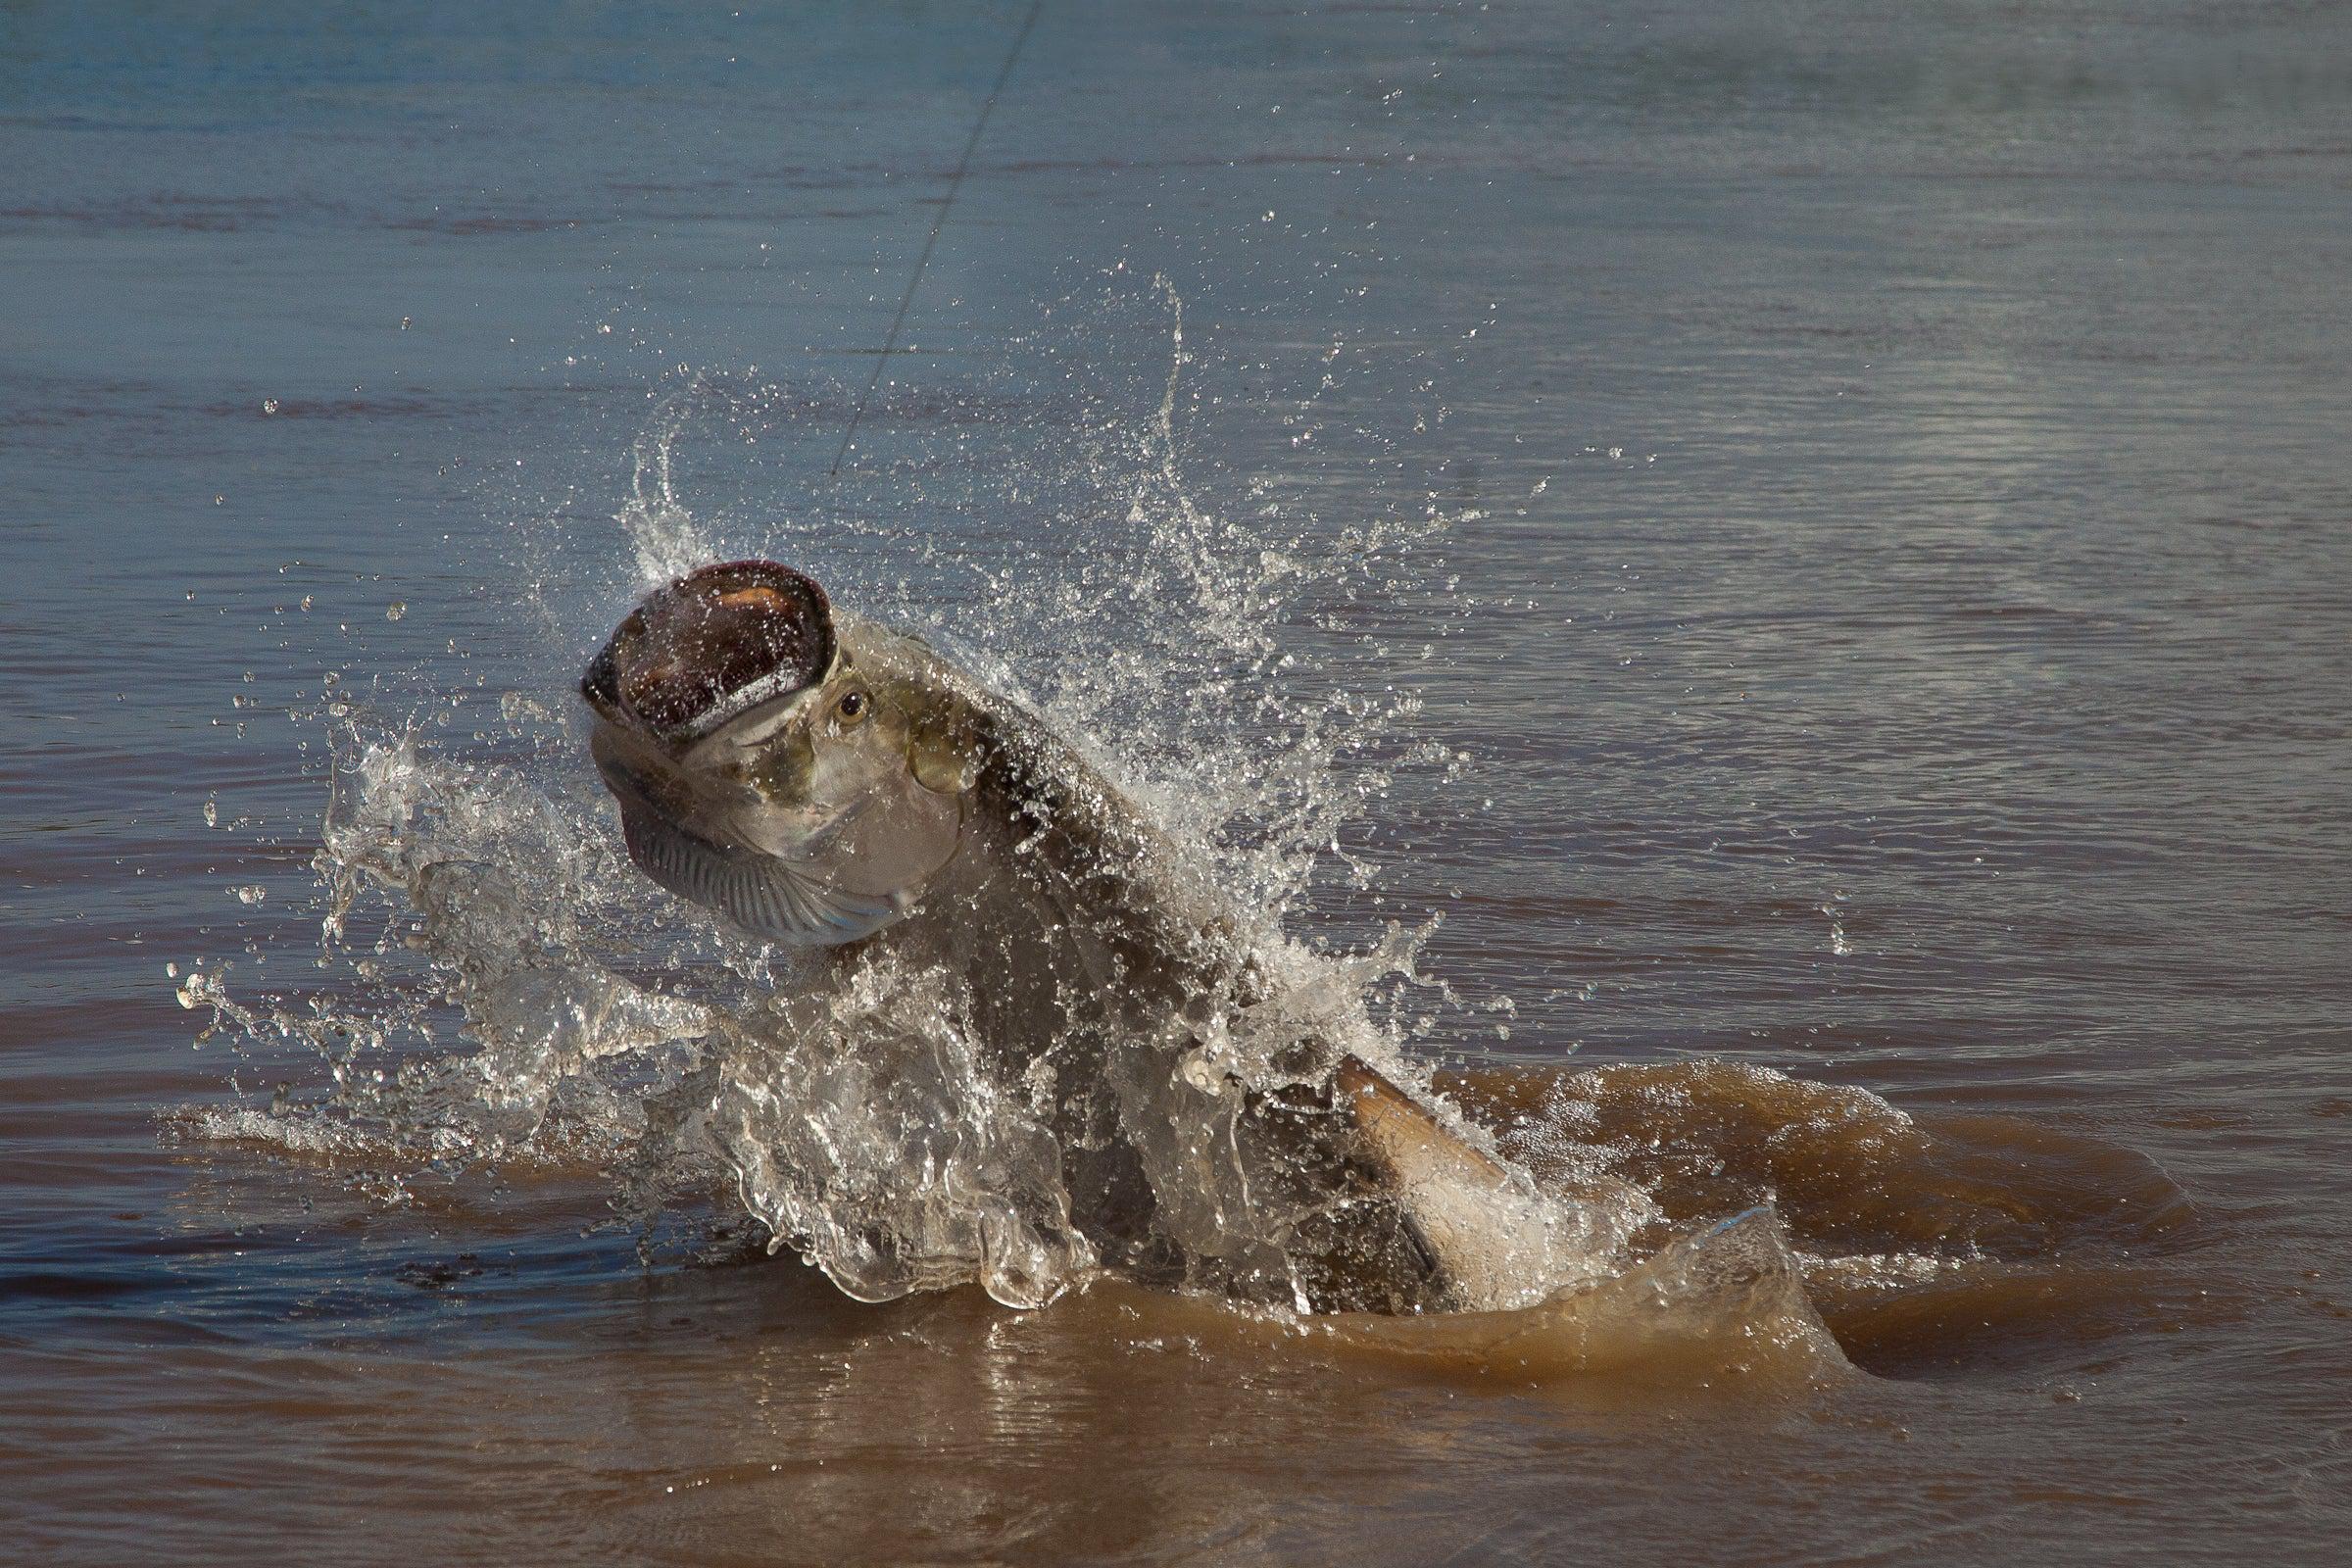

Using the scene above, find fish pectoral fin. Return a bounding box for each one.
[1336,1054,1532,1309]
[619,806,898,947]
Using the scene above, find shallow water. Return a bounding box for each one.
[6,1,2352,1562]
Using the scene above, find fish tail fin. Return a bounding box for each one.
[1336,1054,1537,1309]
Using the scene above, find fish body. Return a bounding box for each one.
[582,561,1569,1311]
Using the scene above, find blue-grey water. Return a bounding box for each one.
[5,2,2351,1562]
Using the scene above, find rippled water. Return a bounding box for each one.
[6,2,2351,1562]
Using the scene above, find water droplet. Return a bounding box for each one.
[202,797,218,828]
[261,398,280,415]
[231,884,266,906]
[386,602,407,621]
[1821,904,1852,956]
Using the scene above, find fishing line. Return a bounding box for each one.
[830,0,1047,478]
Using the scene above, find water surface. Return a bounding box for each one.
[5,2,2351,1561]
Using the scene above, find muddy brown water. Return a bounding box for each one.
[5,2,2351,1562]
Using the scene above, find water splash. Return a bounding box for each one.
[173,287,1764,1328]
[618,373,719,585]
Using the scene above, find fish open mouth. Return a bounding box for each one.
[581,560,836,745]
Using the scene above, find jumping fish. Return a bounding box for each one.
[580,560,1575,1311]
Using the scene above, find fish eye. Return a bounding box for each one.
[836,690,867,723]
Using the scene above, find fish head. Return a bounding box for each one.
[580,560,970,946]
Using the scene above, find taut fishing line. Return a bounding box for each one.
[830,0,1048,478]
